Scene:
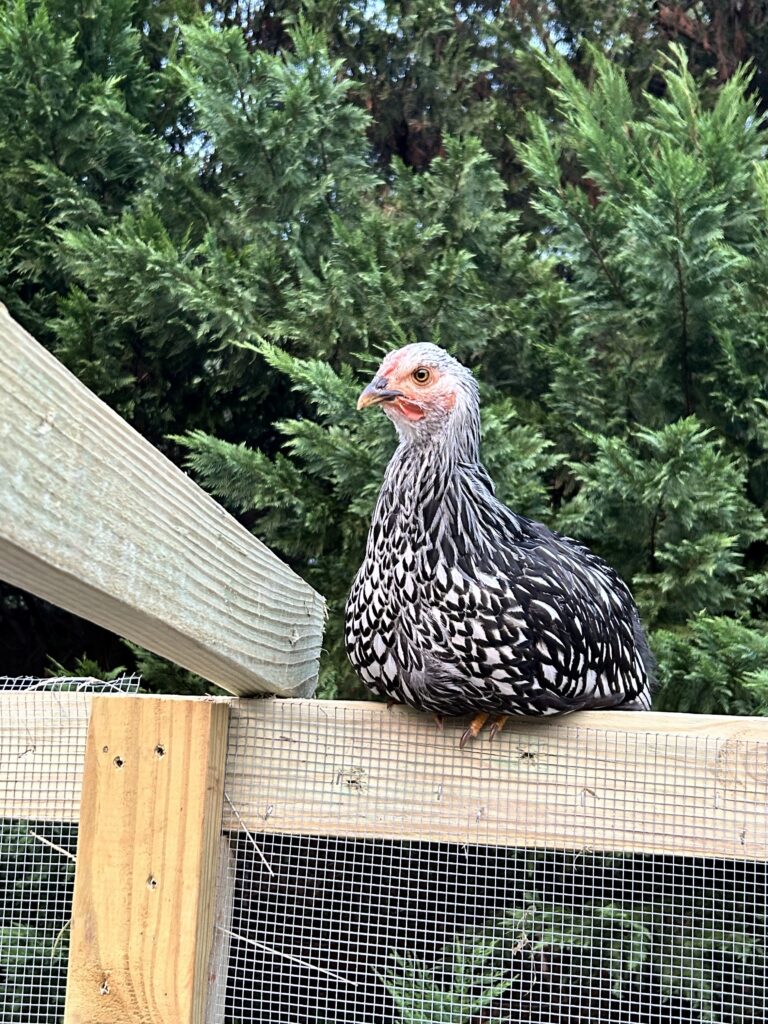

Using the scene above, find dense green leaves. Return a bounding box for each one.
[380,887,767,1022]
[0,0,766,710]
[558,419,765,624]
[654,615,768,714]
[520,46,768,443]
[180,32,768,702]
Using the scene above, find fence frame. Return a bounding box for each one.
[3,692,768,1022]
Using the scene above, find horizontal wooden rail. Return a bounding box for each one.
[225,700,768,861]
[3,694,768,862]
[0,307,324,697]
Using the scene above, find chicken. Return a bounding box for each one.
[345,343,653,743]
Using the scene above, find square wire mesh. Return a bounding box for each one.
[217,702,768,1024]
[0,675,139,1023]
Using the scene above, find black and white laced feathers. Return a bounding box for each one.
[345,343,653,729]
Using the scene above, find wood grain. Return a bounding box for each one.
[4,694,768,862]
[0,306,324,697]
[204,837,235,1024]
[223,700,768,861]
[64,694,230,1024]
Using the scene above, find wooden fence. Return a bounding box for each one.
[2,691,768,1022]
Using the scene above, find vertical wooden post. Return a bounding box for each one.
[65,694,231,1024]
[205,836,236,1024]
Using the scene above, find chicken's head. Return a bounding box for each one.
[357,343,478,444]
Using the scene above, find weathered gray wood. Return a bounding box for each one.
[0,306,324,697]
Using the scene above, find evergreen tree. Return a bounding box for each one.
[0,0,202,674]
[205,1,669,186]
[517,45,768,709]
[180,43,768,711]
[0,1,765,713]
[0,0,195,339]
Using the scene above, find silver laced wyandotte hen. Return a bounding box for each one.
[345,343,653,745]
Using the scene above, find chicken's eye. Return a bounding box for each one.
[412,367,431,385]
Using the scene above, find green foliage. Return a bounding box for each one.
[381,936,513,1023]
[176,18,375,228]
[382,889,767,1023]
[207,0,668,194]
[380,899,649,1022]
[47,654,130,681]
[0,1,766,705]
[47,647,219,695]
[558,418,765,624]
[0,821,74,1022]
[653,615,768,714]
[0,924,69,1021]
[519,45,768,453]
[126,643,223,696]
[0,0,186,332]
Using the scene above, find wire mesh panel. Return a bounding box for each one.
[0,676,139,1023]
[218,702,768,1024]
[0,676,140,695]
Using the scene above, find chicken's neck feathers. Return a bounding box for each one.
[376,419,525,562]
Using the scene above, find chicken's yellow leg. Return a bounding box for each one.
[459,712,490,748]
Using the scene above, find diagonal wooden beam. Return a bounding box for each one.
[0,306,324,697]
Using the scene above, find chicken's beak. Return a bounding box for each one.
[357,377,404,410]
